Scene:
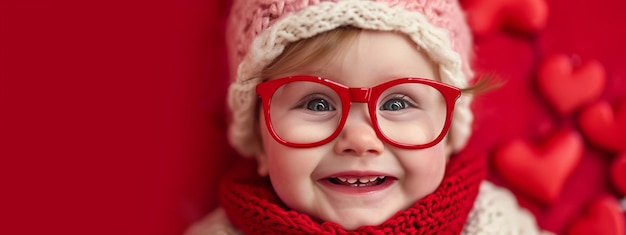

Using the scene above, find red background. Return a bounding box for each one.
[1,0,624,234]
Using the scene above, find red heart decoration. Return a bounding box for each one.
[537,54,606,116]
[492,129,583,205]
[463,0,549,36]
[567,195,626,235]
[611,153,626,196]
[578,98,626,153]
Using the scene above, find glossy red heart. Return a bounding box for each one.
[567,195,626,235]
[578,98,626,153]
[537,54,606,116]
[492,129,583,205]
[463,0,548,36]
[611,153,626,196]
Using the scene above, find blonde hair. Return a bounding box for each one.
[260,27,362,80]
[262,27,492,92]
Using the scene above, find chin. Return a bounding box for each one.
[334,215,389,231]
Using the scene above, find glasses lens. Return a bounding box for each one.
[268,81,342,144]
[376,82,447,146]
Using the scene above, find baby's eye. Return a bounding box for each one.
[304,98,335,111]
[379,96,416,111]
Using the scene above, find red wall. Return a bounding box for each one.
[2,1,233,234]
[465,0,626,233]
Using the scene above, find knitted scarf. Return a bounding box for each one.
[219,150,485,235]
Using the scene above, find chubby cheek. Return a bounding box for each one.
[265,148,323,211]
[259,121,321,210]
[399,144,447,199]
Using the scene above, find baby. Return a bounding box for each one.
[187,0,547,234]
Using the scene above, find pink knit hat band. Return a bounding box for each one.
[226,0,474,157]
[227,0,473,79]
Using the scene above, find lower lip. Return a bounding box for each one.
[318,178,395,194]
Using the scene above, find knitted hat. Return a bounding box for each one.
[226,0,474,157]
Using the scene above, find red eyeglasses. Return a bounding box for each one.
[256,75,461,149]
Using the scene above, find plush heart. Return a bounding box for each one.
[567,195,626,235]
[537,54,606,116]
[492,129,583,205]
[578,99,626,153]
[463,0,548,36]
[611,153,626,196]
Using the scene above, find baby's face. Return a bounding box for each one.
[257,30,449,230]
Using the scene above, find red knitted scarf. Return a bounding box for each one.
[220,150,485,235]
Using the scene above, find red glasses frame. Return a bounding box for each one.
[256,75,461,149]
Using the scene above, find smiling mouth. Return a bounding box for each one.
[328,176,387,187]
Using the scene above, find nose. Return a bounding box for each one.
[334,103,384,156]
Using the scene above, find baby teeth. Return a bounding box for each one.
[335,176,385,183]
[367,176,379,182]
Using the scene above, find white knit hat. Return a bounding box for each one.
[226,0,474,157]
